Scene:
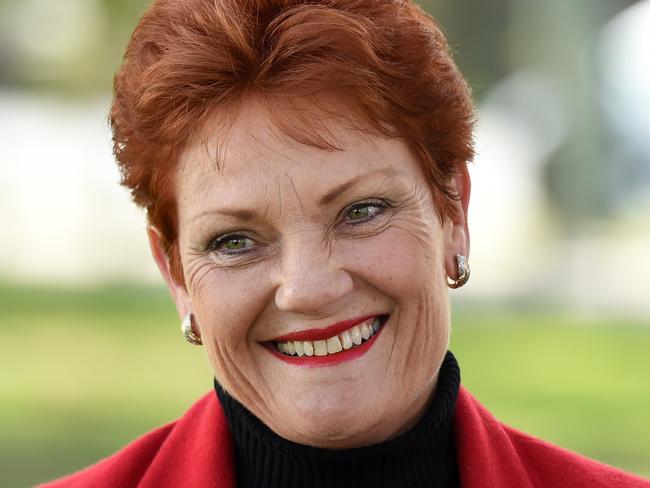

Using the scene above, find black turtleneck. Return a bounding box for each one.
[214,351,461,488]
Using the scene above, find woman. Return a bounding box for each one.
[43,0,648,487]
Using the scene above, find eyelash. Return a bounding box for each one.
[342,199,391,226]
[207,199,391,257]
[207,233,254,256]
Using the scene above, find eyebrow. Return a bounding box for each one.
[317,167,404,206]
[192,166,404,223]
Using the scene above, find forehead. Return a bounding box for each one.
[176,98,423,203]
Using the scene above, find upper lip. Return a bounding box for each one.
[270,315,380,342]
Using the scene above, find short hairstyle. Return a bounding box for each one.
[111,0,475,284]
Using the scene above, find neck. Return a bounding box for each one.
[214,351,462,488]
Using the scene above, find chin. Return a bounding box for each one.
[287,413,385,449]
[277,385,387,448]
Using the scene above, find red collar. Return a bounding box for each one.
[44,386,650,487]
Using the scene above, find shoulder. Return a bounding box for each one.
[38,422,176,488]
[504,424,649,488]
[38,392,236,488]
[454,386,650,488]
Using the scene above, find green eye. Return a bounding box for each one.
[345,200,389,224]
[348,206,371,220]
[209,234,254,255]
[223,237,248,251]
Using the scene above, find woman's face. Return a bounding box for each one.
[152,100,469,448]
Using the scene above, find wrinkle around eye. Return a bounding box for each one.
[184,255,216,293]
[188,245,273,276]
[183,254,255,295]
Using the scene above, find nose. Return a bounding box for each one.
[274,233,353,314]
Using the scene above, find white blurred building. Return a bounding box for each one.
[1,1,649,315]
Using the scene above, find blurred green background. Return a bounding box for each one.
[2,284,649,486]
[1,0,649,486]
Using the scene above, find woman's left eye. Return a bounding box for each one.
[344,200,390,224]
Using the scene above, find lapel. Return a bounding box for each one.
[136,386,650,488]
[139,393,236,488]
[43,383,649,487]
[138,386,533,488]
[453,386,534,488]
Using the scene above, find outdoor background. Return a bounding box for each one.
[1,0,649,486]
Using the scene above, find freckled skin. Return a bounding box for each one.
[151,99,470,449]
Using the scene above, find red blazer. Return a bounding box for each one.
[41,387,650,487]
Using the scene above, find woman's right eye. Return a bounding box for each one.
[208,234,255,256]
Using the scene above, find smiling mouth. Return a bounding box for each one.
[274,315,389,357]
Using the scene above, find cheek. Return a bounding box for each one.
[196,271,268,322]
[343,217,446,296]
[188,261,273,377]
[343,220,449,380]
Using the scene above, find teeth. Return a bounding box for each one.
[360,323,370,340]
[340,330,353,350]
[351,326,362,345]
[314,340,328,356]
[275,316,386,357]
[326,336,343,354]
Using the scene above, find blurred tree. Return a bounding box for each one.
[518,0,638,229]
[421,0,512,101]
[0,0,641,227]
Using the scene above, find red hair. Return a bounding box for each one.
[110,0,475,284]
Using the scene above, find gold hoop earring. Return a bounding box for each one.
[181,313,202,345]
[447,254,470,289]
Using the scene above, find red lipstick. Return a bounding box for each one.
[265,315,387,368]
[271,315,377,342]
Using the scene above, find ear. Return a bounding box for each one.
[443,165,471,280]
[147,226,192,320]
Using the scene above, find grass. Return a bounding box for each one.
[1,283,649,487]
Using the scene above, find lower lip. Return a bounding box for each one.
[265,324,385,368]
